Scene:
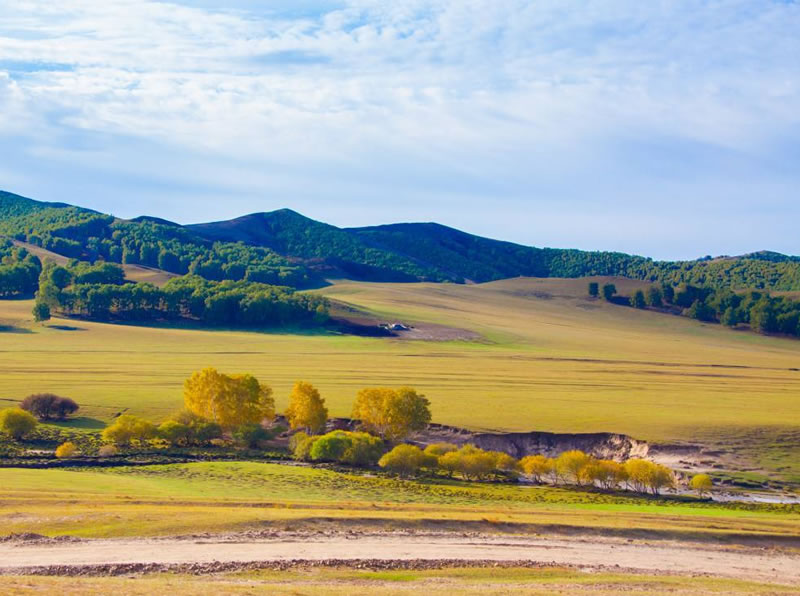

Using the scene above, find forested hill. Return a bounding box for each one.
[2,189,800,291]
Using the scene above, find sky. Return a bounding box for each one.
[0,1,798,260]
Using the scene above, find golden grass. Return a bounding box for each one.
[1,276,799,477]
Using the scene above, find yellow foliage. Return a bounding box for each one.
[285,381,328,434]
[54,441,77,458]
[520,454,554,483]
[351,387,431,441]
[690,473,713,496]
[183,367,274,429]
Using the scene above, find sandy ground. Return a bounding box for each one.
[1,533,798,583]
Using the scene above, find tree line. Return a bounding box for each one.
[0,240,41,297]
[591,281,800,339]
[34,262,329,327]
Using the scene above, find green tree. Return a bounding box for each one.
[588,282,599,297]
[721,306,738,327]
[632,289,646,309]
[32,301,50,322]
[602,284,617,301]
[285,381,328,434]
[232,423,272,448]
[158,420,193,446]
[290,431,316,461]
[183,367,274,429]
[309,430,352,462]
[661,283,675,304]
[341,432,385,467]
[687,300,715,322]
[645,286,662,307]
[0,408,38,440]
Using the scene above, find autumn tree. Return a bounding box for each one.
[285,381,328,434]
[55,441,78,458]
[423,443,458,457]
[520,454,554,484]
[689,473,713,497]
[351,387,431,441]
[555,450,592,486]
[0,408,37,440]
[183,367,274,429]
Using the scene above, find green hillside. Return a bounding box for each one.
[3,189,800,291]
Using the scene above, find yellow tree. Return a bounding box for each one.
[184,367,274,429]
[352,387,431,441]
[285,381,328,434]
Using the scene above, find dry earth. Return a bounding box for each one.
[1,532,798,584]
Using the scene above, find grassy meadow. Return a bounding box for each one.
[1,276,799,478]
[0,462,797,539]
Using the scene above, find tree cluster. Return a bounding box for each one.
[0,241,41,297]
[35,272,329,328]
[20,394,79,421]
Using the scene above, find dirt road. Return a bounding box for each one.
[1,533,798,583]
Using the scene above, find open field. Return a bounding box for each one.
[1,276,799,479]
[0,463,797,540]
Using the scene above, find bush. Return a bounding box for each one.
[309,430,352,462]
[157,421,193,446]
[290,431,316,461]
[423,442,458,457]
[232,423,272,448]
[21,394,79,421]
[340,432,385,467]
[101,414,156,447]
[55,441,78,458]
[0,408,38,439]
[378,444,427,477]
[97,444,118,457]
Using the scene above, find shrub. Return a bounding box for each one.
[233,423,272,448]
[101,414,156,447]
[290,431,316,461]
[55,441,78,458]
[378,444,427,477]
[309,430,352,462]
[20,394,79,421]
[423,442,458,457]
[341,432,385,467]
[97,444,118,457]
[157,421,193,446]
[0,408,38,439]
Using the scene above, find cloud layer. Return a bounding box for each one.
[1,0,798,258]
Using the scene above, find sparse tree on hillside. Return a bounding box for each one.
[645,286,663,308]
[0,408,37,440]
[183,367,274,429]
[721,307,738,327]
[661,283,675,304]
[588,282,599,298]
[632,289,646,309]
[351,387,431,441]
[602,284,617,301]
[285,381,328,434]
[21,394,79,421]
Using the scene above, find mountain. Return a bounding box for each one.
[2,189,800,291]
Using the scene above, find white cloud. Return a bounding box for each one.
[0,0,798,258]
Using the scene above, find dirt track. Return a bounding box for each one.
[1,533,798,583]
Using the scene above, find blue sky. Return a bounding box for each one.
[0,1,798,260]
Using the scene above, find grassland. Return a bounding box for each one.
[2,566,796,595]
[1,276,799,478]
[0,462,797,540]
